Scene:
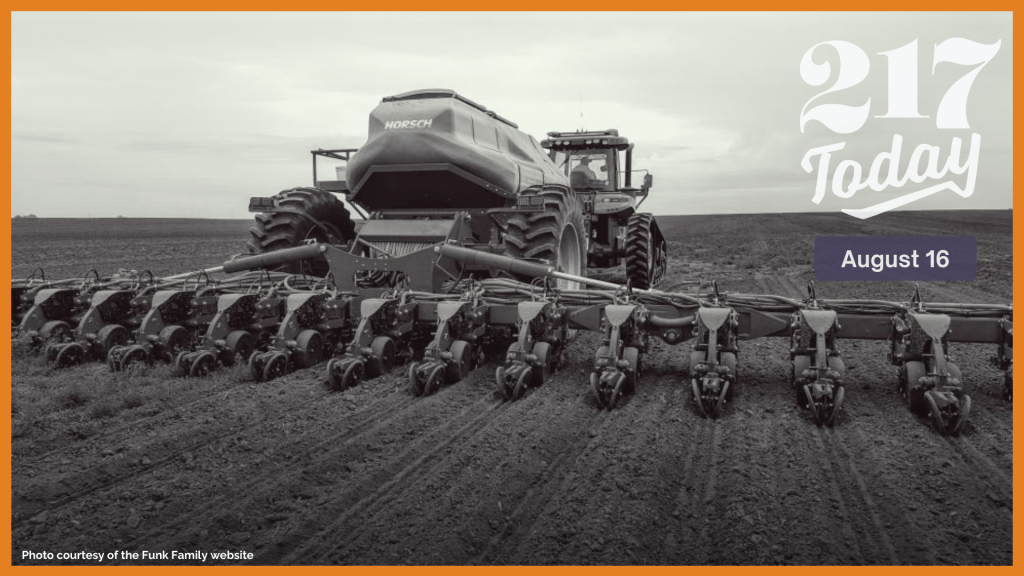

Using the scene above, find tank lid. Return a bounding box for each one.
[381,89,518,129]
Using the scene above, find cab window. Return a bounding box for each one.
[558,149,614,191]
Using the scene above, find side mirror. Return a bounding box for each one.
[643,174,653,191]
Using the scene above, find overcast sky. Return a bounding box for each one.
[11,11,1012,218]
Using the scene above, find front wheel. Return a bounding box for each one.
[246,187,356,276]
[504,186,587,290]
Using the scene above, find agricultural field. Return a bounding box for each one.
[11,210,1012,565]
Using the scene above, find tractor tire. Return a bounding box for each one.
[505,186,587,290]
[247,187,356,276]
[625,213,667,289]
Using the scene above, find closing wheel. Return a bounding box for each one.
[713,381,731,418]
[174,351,192,377]
[367,336,396,378]
[804,384,820,425]
[590,371,605,409]
[423,364,445,396]
[924,391,947,436]
[531,341,553,386]
[951,395,971,436]
[293,329,324,369]
[107,345,127,372]
[327,358,362,391]
[96,324,130,358]
[223,331,256,367]
[625,213,667,289]
[622,346,640,394]
[158,325,191,362]
[339,359,365,390]
[692,379,708,418]
[262,351,289,381]
[409,362,426,396]
[188,350,217,378]
[39,320,72,344]
[826,386,845,427]
[606,373,625,410]
[326,358,342,391]
[904,361,926,414]
[448,340,474,383]
[512,367,531,401]
[52,343,86,368]
[119,345,149,372]
[246,187,357,276]
[495,366,510,400]
[792,355,811,408]
[249,352,268,382]
[719,351,737,400]
[504,185,587,291]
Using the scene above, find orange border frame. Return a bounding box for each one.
[4,5,1018,571]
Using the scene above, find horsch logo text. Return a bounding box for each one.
[384,119,433,130]
[799,38,1000,219]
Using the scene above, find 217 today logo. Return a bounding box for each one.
[799,38,1001,219]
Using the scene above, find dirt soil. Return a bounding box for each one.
[11,211,1013,565]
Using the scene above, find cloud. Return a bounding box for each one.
[11,11,1012,218]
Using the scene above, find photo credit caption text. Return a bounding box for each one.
[814,236,976,281]
[21,550,255,563]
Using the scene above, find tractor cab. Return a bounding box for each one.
[541,129,664,287]
[540,130,652,215]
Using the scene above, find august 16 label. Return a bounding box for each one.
[814,236,976,281]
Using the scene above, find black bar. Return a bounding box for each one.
[438,244,554,279]
[222,244,326,274]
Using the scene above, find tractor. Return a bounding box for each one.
[541,130,667,289]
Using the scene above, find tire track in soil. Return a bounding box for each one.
[125,380,500,558]
[659,405,712,564]
[12,379,345,526]
[914,281,1010,307]
[15,365,263,460]
[805,426,900,564]
[575,381,691,566]
[309,370,668,565]
[13,369,471,557]
[462,410,618,565]
[828,426,938,564]
[956,400,1014,474]
[308,383,613,565]
[947,438,1013,503]
[694,410,789,566]
[12,379,423,555]
[451,368,687,566]
[480,379,684,566]
[850,390,1012,564]
[775,415,866,564]
[123,389,420,540]
[263,395,520,564]
[688,419,724,565]
[775,274,809,300]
